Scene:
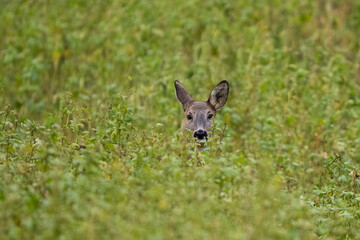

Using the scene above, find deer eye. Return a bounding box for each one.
[187,114,193,120]
[208,114,214,119]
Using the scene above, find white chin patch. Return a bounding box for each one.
[196,139,207,148]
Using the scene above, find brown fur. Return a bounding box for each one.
[175,80,229,139]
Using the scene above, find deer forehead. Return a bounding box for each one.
[185,101,216,114]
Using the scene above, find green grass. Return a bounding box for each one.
[1,0,360,239]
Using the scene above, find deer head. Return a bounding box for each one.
[174,80,229,142]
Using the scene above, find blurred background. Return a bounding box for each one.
[2,0,360,155]
[2,0,360,146]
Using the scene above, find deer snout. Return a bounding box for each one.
[194,130,208,140]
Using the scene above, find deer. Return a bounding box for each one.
[174,80,229,150]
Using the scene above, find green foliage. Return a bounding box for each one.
[311,154,360,237]
[1,0,360,239]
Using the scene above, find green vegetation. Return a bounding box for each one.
[1,0,360,239]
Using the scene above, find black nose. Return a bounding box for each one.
[194,130,207,139]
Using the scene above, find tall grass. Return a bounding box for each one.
[1,0,360,239]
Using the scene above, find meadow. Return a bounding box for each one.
[1,0,360,239]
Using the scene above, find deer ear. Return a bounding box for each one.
[174,80,194,111]
[208,80,229,110]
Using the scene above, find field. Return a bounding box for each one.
[1,0,360,239]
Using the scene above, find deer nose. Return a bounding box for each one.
[194,130,207,140]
